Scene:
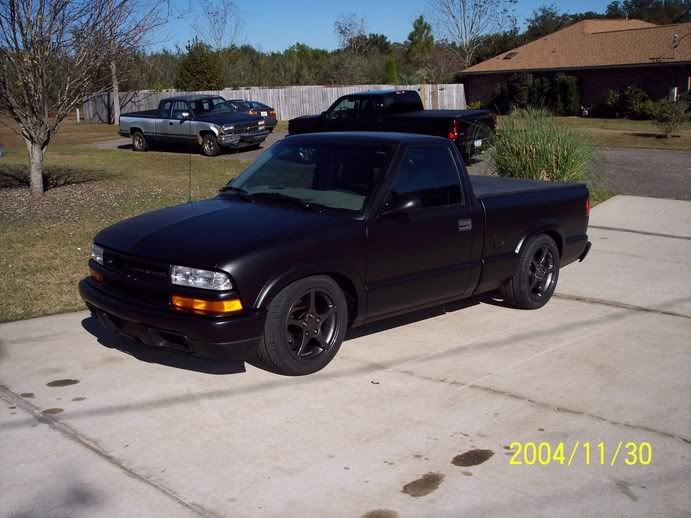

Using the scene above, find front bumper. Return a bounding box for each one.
[79,278,265,360]
[219,129,270,149]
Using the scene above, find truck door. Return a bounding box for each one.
[167,100,195,143]
[365,144,476,318]
[323,96,358,131]
[154,100,173,142]
[356,95,384,131]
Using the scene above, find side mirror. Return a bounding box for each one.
[381,193,421,217]
[320,111,328,118]
[180,111,191,120]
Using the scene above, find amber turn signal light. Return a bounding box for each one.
[171,294,243,315]
[90,268,104,283]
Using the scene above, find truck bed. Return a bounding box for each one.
[121,109,158,119]
[389,109,492,121]
[470,175,584,199]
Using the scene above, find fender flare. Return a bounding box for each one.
[254,262,367,325]
[515,219,564,257]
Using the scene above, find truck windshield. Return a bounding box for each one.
[227,141,394,212]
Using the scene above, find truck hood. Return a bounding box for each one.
[194,111,262,126]
[94,196,330,269]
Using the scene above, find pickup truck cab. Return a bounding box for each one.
[80,132,590,376]
[288,90,495,160]
[119,95,270,156]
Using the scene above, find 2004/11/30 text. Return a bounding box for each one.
[508,441,652,466]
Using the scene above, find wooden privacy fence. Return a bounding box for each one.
[82,83,466,123]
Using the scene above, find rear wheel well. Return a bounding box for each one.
[129,127,143,136]
[543,231,563,258]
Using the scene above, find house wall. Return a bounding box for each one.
[464,64,691,109]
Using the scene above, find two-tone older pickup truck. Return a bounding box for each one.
[288,90,495,160]
[119,95,270,156]
[80,132,590,376]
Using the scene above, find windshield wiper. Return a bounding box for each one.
[249,191,326,213]
[219,185,254,202]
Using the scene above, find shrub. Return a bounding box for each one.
[492,108,596,183]
[492,73,579,115]
[621,85,649,119]
[554,74,580,116]
[468,101,484,109]
[651,99,689,138]
[602,89,621,117]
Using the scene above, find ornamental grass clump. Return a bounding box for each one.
[492,109,596,184]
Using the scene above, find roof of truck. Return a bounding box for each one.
[161,94,225,102]
[344,90,418,97]
[284,131,448,145]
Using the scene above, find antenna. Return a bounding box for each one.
[187,112,192,203]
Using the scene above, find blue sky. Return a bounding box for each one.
[155,0,612,52]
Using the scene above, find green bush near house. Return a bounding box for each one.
[492,73,580,116]
[492,108,596,184]
[650,99,690,138]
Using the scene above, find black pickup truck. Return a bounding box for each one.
[288,90,495,160]
[80,132,590,376]
[119,95,270,156]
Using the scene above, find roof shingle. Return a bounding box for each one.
[462,19,691,74]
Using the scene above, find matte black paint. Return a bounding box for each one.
[79,132,589,360]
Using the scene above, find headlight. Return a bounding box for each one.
[170,265,232,291]
[91,243,104,264]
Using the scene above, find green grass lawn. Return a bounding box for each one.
[497,116,691,151]
[0,142,248,322]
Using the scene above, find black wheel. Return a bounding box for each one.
[500,234,560,309]
[201,134,221,156]
[257,275,348,376]
[132,131,148,152]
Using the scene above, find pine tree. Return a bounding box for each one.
[174,40,224,91]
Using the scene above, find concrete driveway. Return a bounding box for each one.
[1,196,690,518]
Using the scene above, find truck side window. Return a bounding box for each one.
[328,97,357,119]
[159,100,173,118]
[172,101,190,120]
[390,146,463,208]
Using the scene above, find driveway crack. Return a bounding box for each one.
[0,385,219,518]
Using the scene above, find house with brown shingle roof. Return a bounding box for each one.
[460,19,691,108]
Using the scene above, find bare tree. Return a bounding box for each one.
[334,13,369,53]
[108,0,173,125]
[193,0,244,50]
[428,0,517,67]
[0,0,155,194]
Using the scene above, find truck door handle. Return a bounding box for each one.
[169,122,173,125]
[457,218,472,232]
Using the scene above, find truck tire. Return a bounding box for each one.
[201,134,221,156]
[500,234,560,310]
[132,131,148,152]
[257,275,348,376]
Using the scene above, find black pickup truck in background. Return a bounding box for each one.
[81,132,590,376]
[288,90,495,160]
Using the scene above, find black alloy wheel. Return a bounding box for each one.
[499,234,560,310]
[257,275,348,375]
[285,288,338,361]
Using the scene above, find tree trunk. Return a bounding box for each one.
[110,59,120,124]
[25,139,45,195]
